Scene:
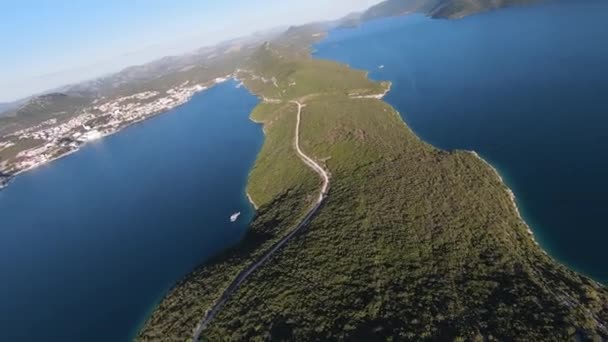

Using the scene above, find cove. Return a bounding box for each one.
[314,0,608,284]
[0,80,263,341]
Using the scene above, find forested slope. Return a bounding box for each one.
[139,41,608,341]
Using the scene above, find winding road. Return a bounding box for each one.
[192,100,330,341]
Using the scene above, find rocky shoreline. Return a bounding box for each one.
[246,192,259,210]
[468,151,541,248]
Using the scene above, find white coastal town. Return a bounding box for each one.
[0,76,231,190]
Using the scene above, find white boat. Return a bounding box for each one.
[230,212,241,222]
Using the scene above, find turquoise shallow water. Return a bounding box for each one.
[315,0,608,284]
[0,80,263,341]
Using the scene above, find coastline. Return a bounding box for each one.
[0,78,231,193]
[470,150,607,286]
[241,77,277,212]
[468,151,541,247]
[350,81,392,99]
[246,191,259,210]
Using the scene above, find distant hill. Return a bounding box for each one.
[275,22,335,50]
[361,0,440,21]
[0,103,17,117]
[429,0,541,18]
[360,0,540,20]
[0,93,93,135]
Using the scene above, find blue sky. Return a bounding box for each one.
[0,0,380,102]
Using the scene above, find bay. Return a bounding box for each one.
[0,80,263,341]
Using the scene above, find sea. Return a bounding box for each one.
[314,0,608,284]
[0,80,263,341]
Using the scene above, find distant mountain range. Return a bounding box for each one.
[0,93,93,135]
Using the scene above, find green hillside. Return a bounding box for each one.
[0,93,92,135]
[138,40,608,341]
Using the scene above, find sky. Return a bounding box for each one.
[0,0,380,102]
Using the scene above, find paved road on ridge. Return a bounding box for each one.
[192,100,330,341]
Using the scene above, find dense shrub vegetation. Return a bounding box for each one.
[139,39,608,341]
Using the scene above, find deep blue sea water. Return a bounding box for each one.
[0,80,262,341]
[315,0,608,284]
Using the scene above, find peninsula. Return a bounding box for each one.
[137,22,608,342]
